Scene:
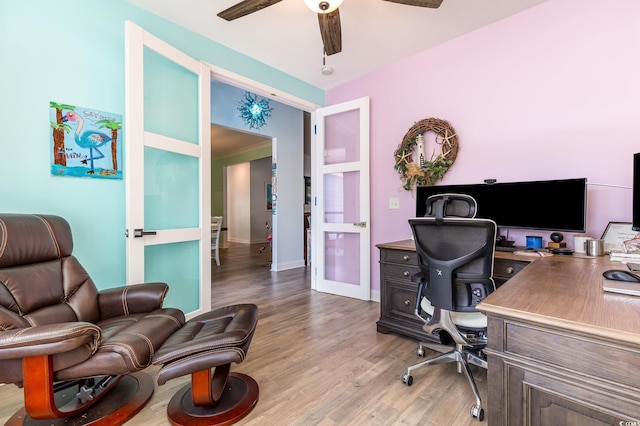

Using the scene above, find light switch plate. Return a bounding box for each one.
[389,197,400,209]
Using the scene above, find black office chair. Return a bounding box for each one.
[401,193,497,421]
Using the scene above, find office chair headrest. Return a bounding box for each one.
[424,193,477,222]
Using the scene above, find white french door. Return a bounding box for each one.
[124,21,211,318]
[311,97,370,300]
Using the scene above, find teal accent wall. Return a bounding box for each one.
[0,0,323,292]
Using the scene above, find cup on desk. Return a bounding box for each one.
[573,235,592,254]
[585,238,605,257]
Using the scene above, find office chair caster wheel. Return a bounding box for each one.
[470,404,484,421]
[416,346,425,357]
[401,373,413,386]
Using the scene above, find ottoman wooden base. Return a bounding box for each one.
[167,372,258,426]
[153,304,259,426]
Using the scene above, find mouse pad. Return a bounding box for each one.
[603,278,640,296]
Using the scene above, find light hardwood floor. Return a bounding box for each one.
[0,242,487,425]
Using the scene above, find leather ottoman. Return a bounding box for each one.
[153,304,259,425]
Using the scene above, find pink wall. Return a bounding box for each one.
[326,0,640,294]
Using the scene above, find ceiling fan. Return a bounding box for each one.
[217,0,444,56]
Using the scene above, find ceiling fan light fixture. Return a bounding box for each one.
[321,50,334,75]
[321,65,334,75]
[304,0,343,14]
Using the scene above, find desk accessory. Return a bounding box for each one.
[514,250,553,258]
[609,250,640,262]
[586,239,605,257]
[573,234,592,253]
[603,277,640,296]
[526,236,543,249]
[627,262,640,272]
[601,221,636,253]
[603,269,640,282]
[547,232,567,250]
[551,248,574,255]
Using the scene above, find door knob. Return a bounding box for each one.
[133,228,157,238]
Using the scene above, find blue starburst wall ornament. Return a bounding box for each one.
[237,92,273,130]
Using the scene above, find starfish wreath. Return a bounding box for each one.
[393,118,459,191]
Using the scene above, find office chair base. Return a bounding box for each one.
[7,372,154,426]
[470,404,485,421]
[402,349,485,421]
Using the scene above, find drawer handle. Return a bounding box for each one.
[403,255,410,261]
[506,266,515,275]
[404,300,411,306]
[403,271,410,277]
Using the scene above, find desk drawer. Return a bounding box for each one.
[383,263,420,282]
[386,279,420,320]
[494,258,528,279]
[381,249,418,265]
[504,322,640,390]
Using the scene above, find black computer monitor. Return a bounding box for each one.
[416,178,587,233]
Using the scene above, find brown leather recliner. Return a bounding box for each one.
[0,214,185,424]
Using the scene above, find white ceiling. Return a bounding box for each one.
[127,0,547,156]
[126,0,548,91]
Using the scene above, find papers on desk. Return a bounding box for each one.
[609,250,640,263]
[603,277,640,296]
[513,250,553,258]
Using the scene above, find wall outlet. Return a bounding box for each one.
[389,197,400,210]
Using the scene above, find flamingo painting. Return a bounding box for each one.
[62,111,112,171]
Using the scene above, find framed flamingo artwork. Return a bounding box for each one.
[49,102,122,179]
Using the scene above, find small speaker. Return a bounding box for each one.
[550,232,564,243]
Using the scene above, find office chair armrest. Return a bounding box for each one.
[98,282,169,320]
[410,271,424,284]
[412,273,431,324]
[0,322,101,360]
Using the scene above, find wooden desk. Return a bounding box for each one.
[376,240,530,343]
[478,255,640,424]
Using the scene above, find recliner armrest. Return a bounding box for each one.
[98,282,169,320]
[0,322,100,360]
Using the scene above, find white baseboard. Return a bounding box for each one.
[272,259,306,271]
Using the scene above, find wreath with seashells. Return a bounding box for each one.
[393,118,459,191]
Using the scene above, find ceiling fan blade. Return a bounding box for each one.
[318,9,342,56]
[218,0,283,21]
[382,0,443,8]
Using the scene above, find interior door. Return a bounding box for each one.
[311,97,370,300]
[124,21,211,318]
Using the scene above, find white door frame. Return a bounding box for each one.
[204,63,321,273]
[204,67,372,301]
[205,63,321,113]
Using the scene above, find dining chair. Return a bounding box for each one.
[211,216,223,266]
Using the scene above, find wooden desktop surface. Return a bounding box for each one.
[478,253,640,347]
